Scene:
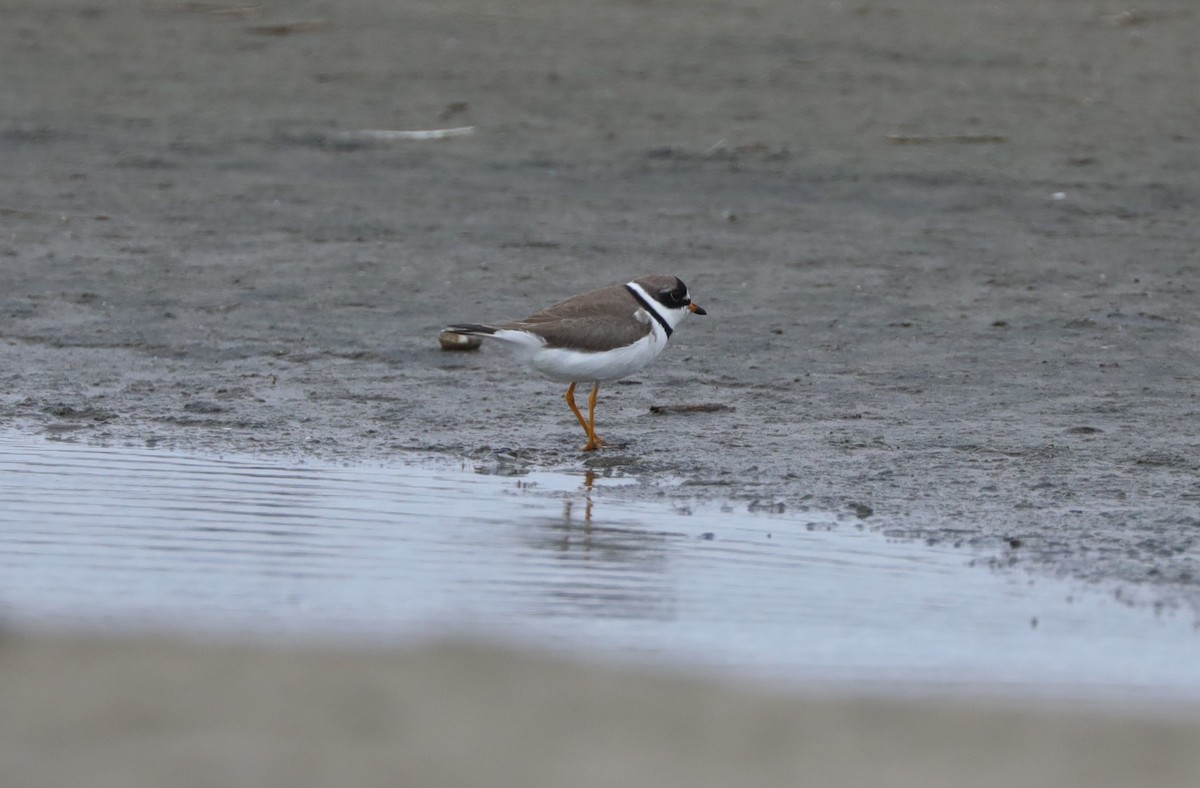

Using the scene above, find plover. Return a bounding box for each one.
[446,274,706,451]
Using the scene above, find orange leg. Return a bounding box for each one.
[565,383,602,451]
[586,383,607,449]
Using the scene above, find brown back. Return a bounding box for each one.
[499,284,651,352]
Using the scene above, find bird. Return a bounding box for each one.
[445,274,706,451]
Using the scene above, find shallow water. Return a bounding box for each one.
[1,433,1198,699]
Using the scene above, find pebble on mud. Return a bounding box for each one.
[850,503,874,519]
[439,330,483,351]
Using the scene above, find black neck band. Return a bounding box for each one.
[625,284,673,338]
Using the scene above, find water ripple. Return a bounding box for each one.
[2,433,1199,699]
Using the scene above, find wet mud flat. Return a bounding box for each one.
[2,0,1198,608]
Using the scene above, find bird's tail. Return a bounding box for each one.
[444,323,497,337]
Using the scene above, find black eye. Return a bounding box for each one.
[659,282,689,307]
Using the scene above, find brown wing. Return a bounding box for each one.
[498,284,651,351]
[515,315,652,351]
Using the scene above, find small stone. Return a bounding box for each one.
[439,330,482,351]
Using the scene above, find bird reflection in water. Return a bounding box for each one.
[561,469,596,527]
[545,469,670,571]
[520,468,673,620]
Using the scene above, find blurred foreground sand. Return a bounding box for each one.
[3,634,1199,787]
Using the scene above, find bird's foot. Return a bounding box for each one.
[580,434,608,452]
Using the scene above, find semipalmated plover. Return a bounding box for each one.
[446,274,706,451]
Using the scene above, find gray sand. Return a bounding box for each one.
[4,634,1200,788]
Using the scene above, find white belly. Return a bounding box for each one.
[530,333,666,383]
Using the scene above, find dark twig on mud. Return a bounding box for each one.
[885,133,1008,144]
[649,403,735,414]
